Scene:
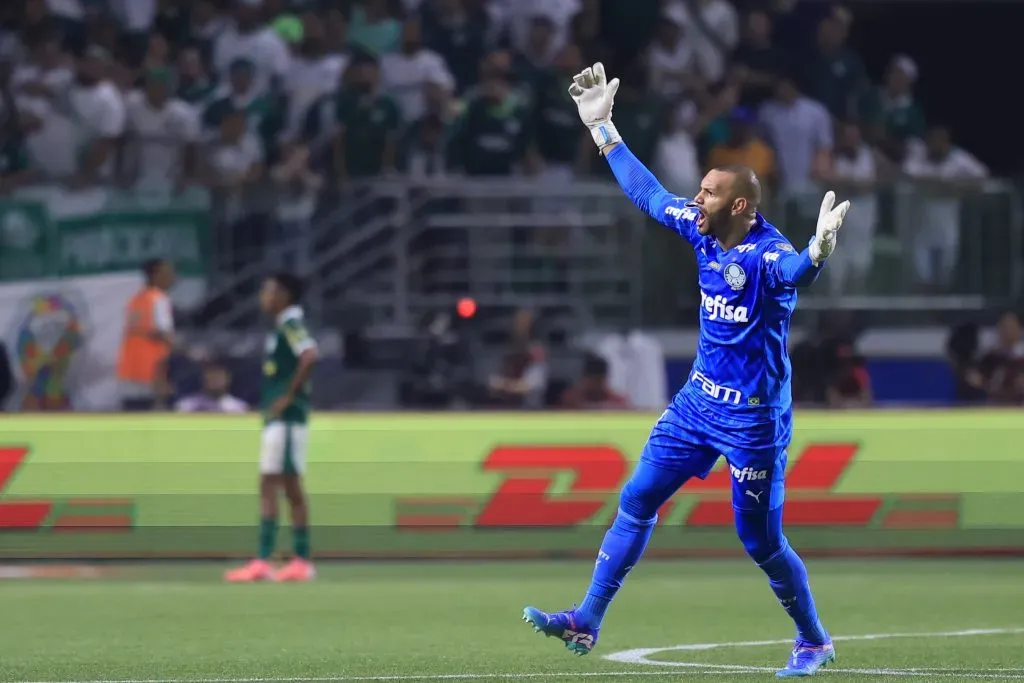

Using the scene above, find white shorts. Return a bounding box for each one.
[259,422,309,475]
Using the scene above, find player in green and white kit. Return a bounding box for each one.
[225,273,319,582]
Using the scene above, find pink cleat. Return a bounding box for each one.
[224,559,275,582]
[273,558,316,582]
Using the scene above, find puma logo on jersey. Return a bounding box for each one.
[764,252,779,262]
[700,290,749,322]
[736,244,756,253]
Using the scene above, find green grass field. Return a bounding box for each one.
[2,559,1023,682]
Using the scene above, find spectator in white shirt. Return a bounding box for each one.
[46,0,85,23]
[381,20,454,124]
[67,45,125,188]
[654,107,701,199]
[269,141,323,275]
[123,68,200,193]
[903,125,989,290]
[203,109,264,220]
[400,113,449,181]
[517,14,559,73]
[107,0,158,66]
[204,109,266,273]
[822,121,879,295]
[280,15,347,143]
[647,2,697,101]
[213,0,289,98]
[11,31,73,105]
[9,32,79,180]
[200,58,263,142]
[687,0,739,85]
[500,0,580,61]
[758,74,832,197]
[189,0,228,61]
[108,0,157,35]
[175,361,249,414]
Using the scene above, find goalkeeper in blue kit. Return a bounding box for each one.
[522,64,851,678]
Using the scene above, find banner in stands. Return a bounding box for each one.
[0,273,142,412]
[0,412,1022,559]
[0,189,209,281]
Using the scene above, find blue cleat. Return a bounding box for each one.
[776,640,836,677]
[521,606,599,656]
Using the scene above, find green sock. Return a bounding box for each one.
[258,517,277,560]
[293,526,310,559]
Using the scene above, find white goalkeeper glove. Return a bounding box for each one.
[568,62,621,150]
[809,191,851,265]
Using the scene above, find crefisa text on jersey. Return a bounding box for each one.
[700,290,749,322]
[664,203,698,221]
[730,464,769,483]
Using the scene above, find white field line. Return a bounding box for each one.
[602,626,1024,677]
[16,627,1024,683]
[15,671,1024,683]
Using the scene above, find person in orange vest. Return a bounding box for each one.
[117,258,176,411]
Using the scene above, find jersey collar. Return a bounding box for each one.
[276,305,303,325]
[714,214,765,252]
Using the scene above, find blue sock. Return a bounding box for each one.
[577,507,657,628]
[574,457,693,629]
[737,505,828,645]
[759,542,829,645]
[578,593,611,623]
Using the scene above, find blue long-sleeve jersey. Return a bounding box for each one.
[606,143,822,424]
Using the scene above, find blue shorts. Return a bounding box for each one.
[641,391,793,511]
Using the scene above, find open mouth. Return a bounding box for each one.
[686,202,708,228]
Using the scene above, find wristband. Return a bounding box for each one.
[589,120,621,149]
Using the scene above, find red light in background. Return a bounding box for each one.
[457,297,477,318]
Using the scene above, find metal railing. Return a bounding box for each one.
[771,178,1023,310]
[638,178,1023,325]
[3,177,1022,332]
[301,178,649,335]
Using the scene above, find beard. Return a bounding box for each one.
[685,201,713,235]
[697,207,732,236]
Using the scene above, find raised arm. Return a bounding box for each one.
[762,241,822,289]
[603,144,702,245]
[568,62,850,265]
[568,63,701,246]
[763,192,851,290]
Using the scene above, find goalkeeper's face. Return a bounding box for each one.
[693,168,758,236]
[692,170,733,235]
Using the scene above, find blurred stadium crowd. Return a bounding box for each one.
[0,0,994,293]
[0,0,1017,414]
[0,0,981,179]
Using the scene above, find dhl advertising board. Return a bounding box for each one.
[0,412,1022,558]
